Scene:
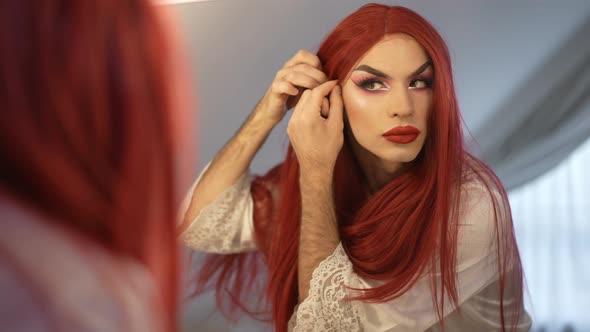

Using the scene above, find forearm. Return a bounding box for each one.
[298,170,340,303]
[182,104,278,225]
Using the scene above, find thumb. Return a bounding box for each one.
[328,84,344,127]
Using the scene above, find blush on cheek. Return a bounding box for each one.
[342,81,379,137]
[344,93,375,144]
[343,88,372,115]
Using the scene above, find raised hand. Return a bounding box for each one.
[255,50,327,125]
[287,80,344,177]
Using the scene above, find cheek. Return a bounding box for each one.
[411,92,433,126]
[343,88,376,134]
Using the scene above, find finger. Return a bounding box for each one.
[320,97,329,118]
[285,89,303,110]
[307,80,339,108]
[327,84,344,126]
[294,89,312,115]
[280,71,321,90]
[271,80,299,96]
[291,64,328,85]
[284,49,322,70]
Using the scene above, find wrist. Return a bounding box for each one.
[299,160,334,177]
[251,108,280,129]
[252,99,283,128]
[299,166,333,190]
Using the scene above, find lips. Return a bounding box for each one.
[382,126,421,144]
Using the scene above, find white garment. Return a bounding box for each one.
[0,197,165,332]
[181,163,532,331]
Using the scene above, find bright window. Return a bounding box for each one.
[509,137,590,331]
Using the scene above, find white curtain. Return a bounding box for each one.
[509,137,590,332]
[471,15,590,332]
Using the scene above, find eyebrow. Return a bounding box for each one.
[353,60,432,79]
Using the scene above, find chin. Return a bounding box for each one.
[377,150,420,164]
[368,140,422,163]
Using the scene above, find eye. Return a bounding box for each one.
[409,77,433,89]
[355,78,388,91]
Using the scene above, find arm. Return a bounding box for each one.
[180,49,328,230]
[285,79,344,303]
[298,170,340,302]
[179,160,257,253]
[180,107,277,229]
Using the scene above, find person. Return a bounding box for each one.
[0,1,194,331]
[180,4,532,331]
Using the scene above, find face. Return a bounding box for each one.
[342,33,433,171]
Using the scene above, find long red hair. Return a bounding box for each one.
[0,1,190,331]
[195,4,523,331]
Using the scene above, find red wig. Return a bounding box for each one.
[0,1,191,331]
[195,4,523,331]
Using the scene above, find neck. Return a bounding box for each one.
[347,136,405,195]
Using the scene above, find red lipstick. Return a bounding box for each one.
[382,126,421,144]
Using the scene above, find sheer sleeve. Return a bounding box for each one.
[288,182,532,332]
[0,199,165,332]
[179,162,257,254]
[0,263,51,332]
[288,242,365,331]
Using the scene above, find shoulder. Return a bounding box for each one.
[460,180,500,216]
[0,262,51,331]
[458,171,509,226]
[0,196,164,331]
[455,177,510,267]
[459,155,510,223]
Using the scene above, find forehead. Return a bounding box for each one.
[353,33,429,75]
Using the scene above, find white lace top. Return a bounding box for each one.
[180,163,532,332]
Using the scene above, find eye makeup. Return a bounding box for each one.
[352,75,390,92]
[350,61,435,92]
[351,72,434,92]
[409,75,433,89]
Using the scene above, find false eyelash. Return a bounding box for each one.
[354,77,387,90]
[411,76,433,88]
[353,76,433,90]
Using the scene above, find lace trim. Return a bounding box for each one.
[289,242,365,331]
[180,169,256,254]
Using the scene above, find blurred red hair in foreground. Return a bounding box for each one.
[0,1,195,331]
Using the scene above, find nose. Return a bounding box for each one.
[387,87,414,118]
